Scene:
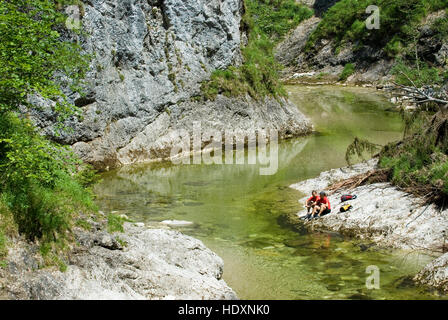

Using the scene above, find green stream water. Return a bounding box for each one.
[94,85,445,300]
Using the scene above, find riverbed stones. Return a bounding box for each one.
[275,16,321,70]
[284,238,312,248]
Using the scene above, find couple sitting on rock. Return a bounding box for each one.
[303,190,331,220]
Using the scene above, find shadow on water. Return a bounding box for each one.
[94,85,445,300]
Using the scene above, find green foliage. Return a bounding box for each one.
[75,165,101,188]
[316,72,328,80]
[350,47,448,203]
[379,142,448,196]
[377,107,448,203]
[391,59,448,87]
[0,113,97,244]
[168,73,176,83]
[384,36,405,57]
[306,0,369,49]
[201,68,247,100]
[116,236,128,248]
[0,0,89,121]
[0,0,97,263]
[339,63,356,81]
[366,44,448,203]
[426,158,448,194]
[201,36,286,100]
[306,0,448,56]
[0,193,17,260]
[107,214,130,233]
[201,0,312,100]
[39,241,68,271]
[75,219,92,231]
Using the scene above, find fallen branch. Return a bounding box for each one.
[388,73,448,108]
[328,167,446,206]
[327,169,390,194]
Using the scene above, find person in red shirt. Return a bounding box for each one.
[305,190,320,215]
[311,191,331,219]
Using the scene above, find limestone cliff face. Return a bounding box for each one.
[33,0,311,169]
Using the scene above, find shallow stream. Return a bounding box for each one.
[95,85,445,299]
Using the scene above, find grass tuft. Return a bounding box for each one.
[339,63,356,81]
[107,214,131,233]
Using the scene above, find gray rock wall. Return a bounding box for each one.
[75,94,311,167]
[33,0,311,169]
[415,253,448,293]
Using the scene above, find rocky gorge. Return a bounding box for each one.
[4,0,448,300]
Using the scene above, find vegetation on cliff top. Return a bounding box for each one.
[303,0,448,81]
[0,0,96,268]
[306,0,448,55]
[201,0,313,100]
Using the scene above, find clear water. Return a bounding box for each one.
[94,85,445,300]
